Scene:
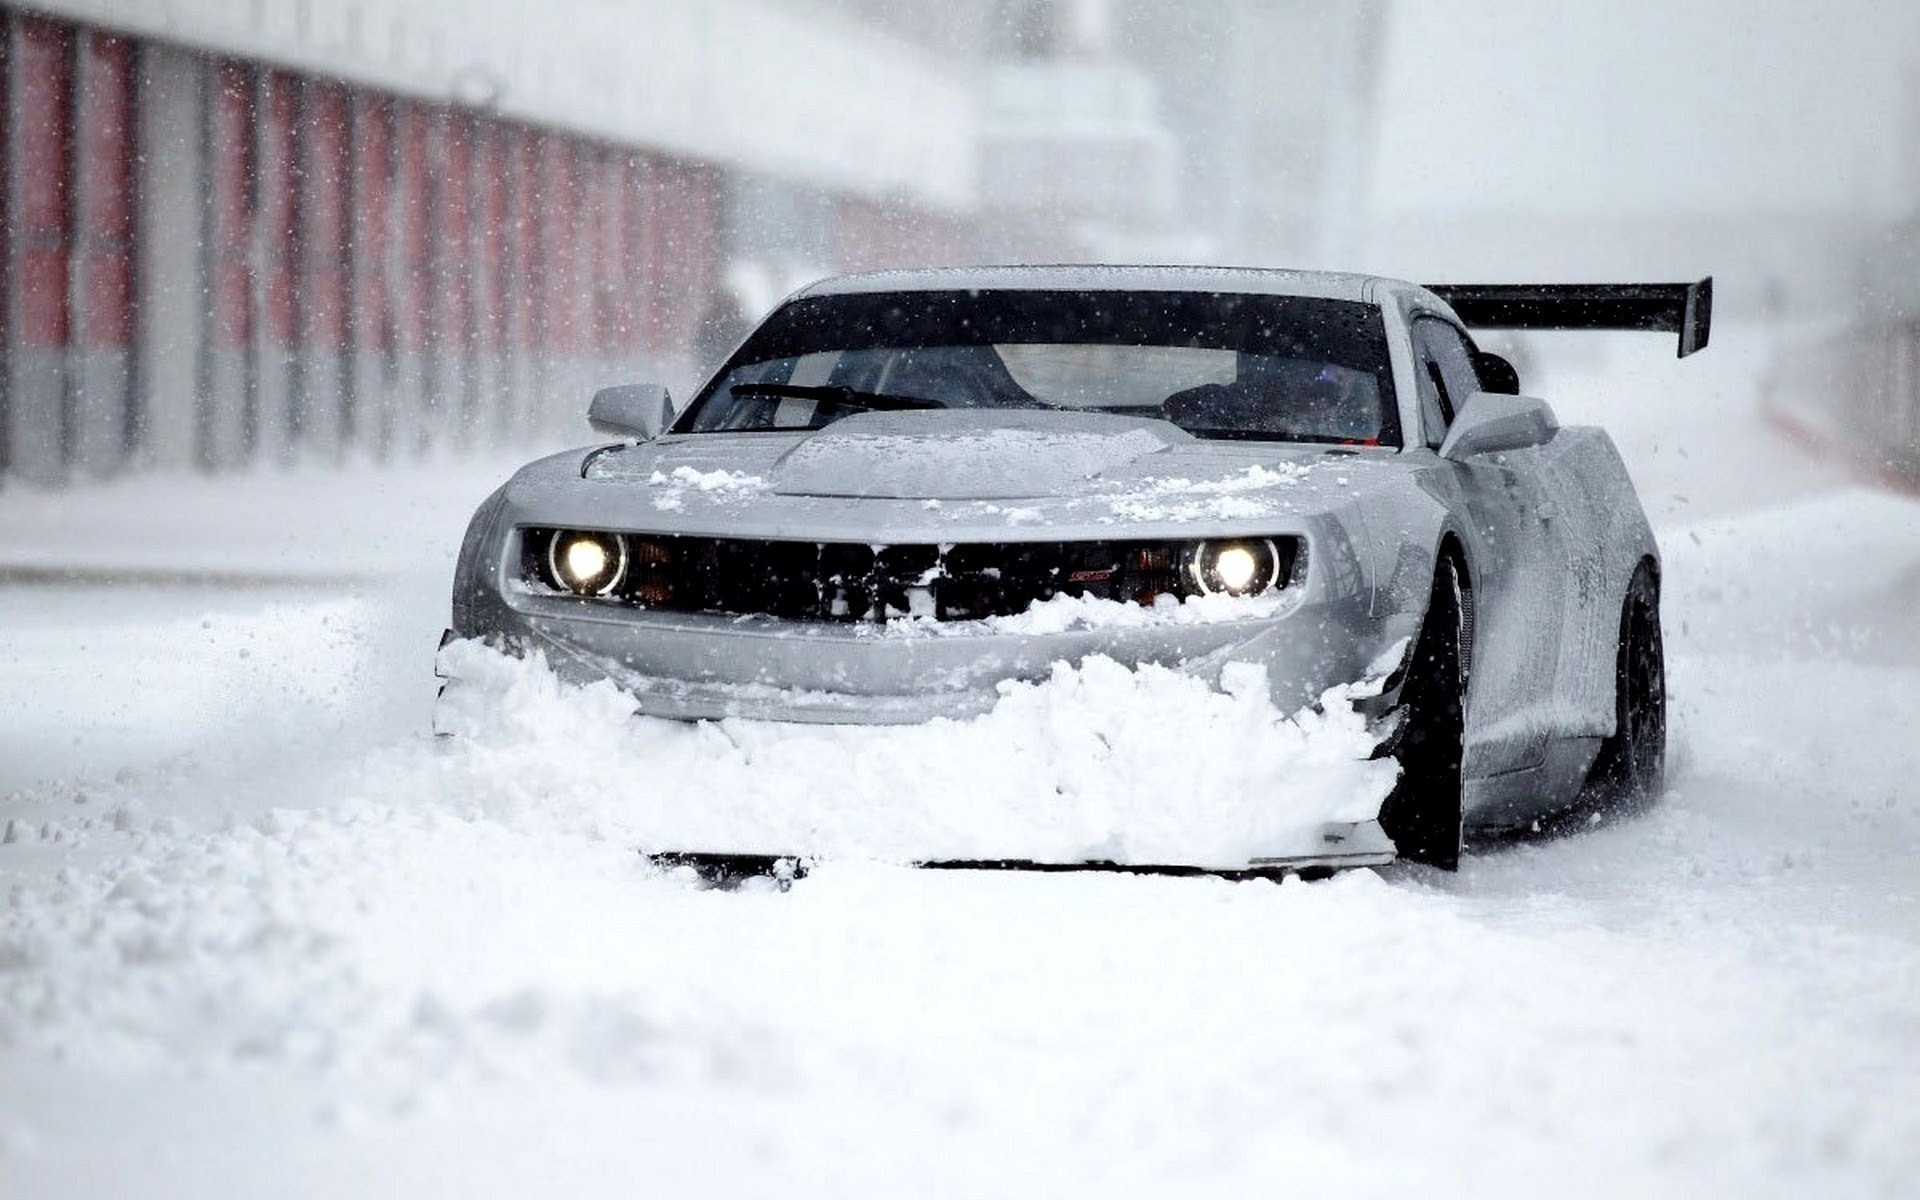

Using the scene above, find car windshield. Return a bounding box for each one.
[677,289,1402,446]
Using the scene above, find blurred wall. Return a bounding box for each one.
[0,0,976,484]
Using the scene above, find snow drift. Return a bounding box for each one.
[432,640,1395,868]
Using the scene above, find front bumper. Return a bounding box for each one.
[431,597,1409,874]
[439,585,1396,725]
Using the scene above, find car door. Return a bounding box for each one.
[1411,314,1571,780]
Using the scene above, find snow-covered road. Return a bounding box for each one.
[1,328,1916,1198]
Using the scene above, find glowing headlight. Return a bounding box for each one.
[1186,538,1283,597]
[548,529,628,596]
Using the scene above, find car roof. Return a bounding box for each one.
[793,265,1417,305]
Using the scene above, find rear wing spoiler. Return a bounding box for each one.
[1426,277,1712,358]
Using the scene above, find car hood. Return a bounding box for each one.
[525,409,1412,543]
[763,410,1186,500]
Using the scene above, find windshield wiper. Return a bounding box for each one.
[728,382,946,412]
[1181,426,1375,446]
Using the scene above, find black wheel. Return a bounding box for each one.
[1378,555,1469,870]
[1585,564,1666,810]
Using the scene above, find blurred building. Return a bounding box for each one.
[1113,0,1387,268]
[0,0,975,483]
[1762,221,1920,489]
[971,0,1388,265]
[974,46,1191,261]
[1759,66,1920,489]
[0,0,1395,486]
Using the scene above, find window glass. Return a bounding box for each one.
[1412,328,1452,449]
[679,290,1402,447]
[1412,317,1484,448]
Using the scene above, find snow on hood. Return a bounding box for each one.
[434,639,1395,869]
[644,464,766,511]
[766,410,1187,500]
[570,416,1398,537]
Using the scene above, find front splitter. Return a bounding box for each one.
[645,820,1398,886]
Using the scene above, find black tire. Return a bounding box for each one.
[1378,556,1469,870]
[1585,564,1666,810]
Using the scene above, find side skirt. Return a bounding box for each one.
[1464,734,1606,833]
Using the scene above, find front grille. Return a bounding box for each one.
[521,530,1299,623]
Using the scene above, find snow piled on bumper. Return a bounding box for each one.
[434,639,1394,869]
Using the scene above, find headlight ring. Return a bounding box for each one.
[1185,538,1283,597]
[547,529,630,597]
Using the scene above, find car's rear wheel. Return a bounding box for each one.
[1585,563,1666,810]
[1378,556,1469,870]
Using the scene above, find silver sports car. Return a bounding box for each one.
[440,266,1711,873]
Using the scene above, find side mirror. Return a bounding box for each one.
[589,384,674,440]
[1474,350,1521,395]
[1439,391,1558,462]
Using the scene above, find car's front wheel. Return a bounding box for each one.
[1377,555,1469,870]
